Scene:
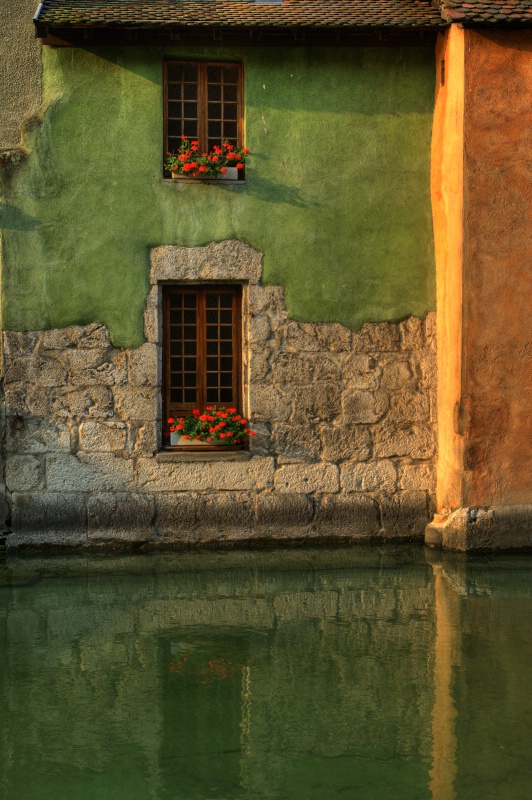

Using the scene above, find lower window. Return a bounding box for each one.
[163,285,242,435]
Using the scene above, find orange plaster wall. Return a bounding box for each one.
[431,27,465,512]
[462,29,532,507]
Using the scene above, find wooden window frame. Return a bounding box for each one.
[163,284,243,449]
[163,60,244,174]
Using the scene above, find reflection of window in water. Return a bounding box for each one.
[159,630,253,798]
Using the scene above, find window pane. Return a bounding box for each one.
[223,103,238,121]
[207,357,218,371]
[183,120,198,138]
[171,390,183,404]
[170,357,182,372]
[207,373,219,387]
[184,326,196,339]
[183,64,198,82]
[206,341,218,356]
[167,64,184,82]
[170,310,182,324]
[167,102,182,119]
[170,341,182,356]
[220,357,233,371]
[184,357,196,371]
[220,341,233,356]
[207,66,222,83]
[208,121,222,139]
[168,84,182,101]
[208,83,222,101]
[184,341,197,356]
[168,121,182,138]
[184,295,196,308]
[223,66,239,84]
[222,122,238,141]
[183,83,197,100]
[220,389,232,402]
[220,310,232,324]
[220,326,233,340]
[184,102,197,119]
[206,389,219,403]
[184,389,197,403]
[206,309,219,324]
[219,295,233,308]
[184,374,196,387]
[206,294,219,308]
[184,310,196,324]
[223,84,237,102]
[208,103,222,120]
[206,326,219,340]
[220,373,232,387]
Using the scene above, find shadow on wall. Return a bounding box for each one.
[0,202,40,231]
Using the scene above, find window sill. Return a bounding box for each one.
[157,449,252,462]
[163,177,246,185]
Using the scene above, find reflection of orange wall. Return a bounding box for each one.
[462,30,532,507]
[431,27,465,512]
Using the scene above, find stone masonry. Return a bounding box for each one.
[1,241,437,548]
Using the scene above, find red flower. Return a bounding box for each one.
[228,408,237,413]
[226,431,233,437]
[199,166,207,173]
[195,435,202,440]
[183,435,190,439]
[168,418,175,424]
[243,148,250,154]
[241,419,248,425]
[219,433,226,438]
[191,140,199,146]
[206,436,212,442]
[236,163,244,170]
[199,414,209,421]
[220,167,227,173]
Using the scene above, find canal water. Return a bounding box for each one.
[0,547,530,800]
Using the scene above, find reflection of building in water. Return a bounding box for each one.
[1,552,531,799]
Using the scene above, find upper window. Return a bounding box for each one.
[163,285,242,425]
[164,61,243,157]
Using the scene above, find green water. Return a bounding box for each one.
[0,548,530,800]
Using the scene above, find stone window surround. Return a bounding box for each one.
[146,240,264,453]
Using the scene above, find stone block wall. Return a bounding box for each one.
[1,241,437,548]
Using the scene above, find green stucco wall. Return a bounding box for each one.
[0,44,435,348]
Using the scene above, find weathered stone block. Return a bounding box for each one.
[128,343,158,386]
[6,417,71,454]
[399,317,424,350]
[283,321,351,353]
[195,492,254,539]
[113,385,157,422]
[352,322,401,353]
[3,330,39,359]
[341,461,397,493]
[398,462,436,492]
[274,463,339,494]
[3,384,28,416]
[10,492,87,540]
[272,423,321,463]
[87,493,154,542]
[25,385,52,417]
[51,387,114,419]
[144,285,160,343]
[63,348,110,386]
[314,494,380,535]
[342,390,388,424]
[154,493,199,537]
[321,424,371,462]
[379,359,415,391]
[380,491,430,538]
[292,383,342,423]
[386,391,430,425]
[374,425,435,459]
[416,350,438,391]
[424,311,436,348]
[254,493,313,536]
[79,420,127,453]
[46,453,134,492]
[249,347,271,382]
[5,455,43,492]
[271,353,314,385]
[41,323,110,350]
[90,352,128,387]
[250,314,271,343]
[249,384,291,424]
[150,241,262,285]
[138,456,275,492]
[132,421,159,456]
[343,354,379,390]
[249,284,286,315]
